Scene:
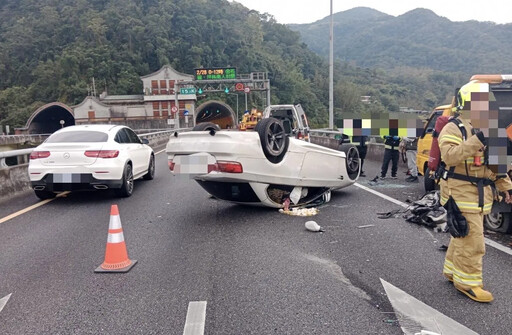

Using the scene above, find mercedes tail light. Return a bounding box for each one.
[84,150,119,158]
[168,159,175,171]
[29,151,51,160]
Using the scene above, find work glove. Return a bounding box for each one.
[443,196,469,238]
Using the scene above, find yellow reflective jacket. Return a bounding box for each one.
[439,118,512,214]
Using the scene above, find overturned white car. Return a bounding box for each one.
[166,118,359,208]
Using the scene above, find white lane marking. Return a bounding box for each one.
[0,191,69,225]
[354,182,409,208]
[485,238,512,256]
[155,148,166,155]
[0,293,12,313]
[380,279,478,335]
[183,301,207,335]
[355,182,512,256]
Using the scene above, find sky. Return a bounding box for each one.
[229,0,511,25]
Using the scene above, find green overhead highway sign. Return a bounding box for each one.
[180,87,197,94]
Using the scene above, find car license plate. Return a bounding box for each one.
[174,155,211,174]
[53,173,82,183]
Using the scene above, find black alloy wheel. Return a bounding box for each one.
[256,117,289,164]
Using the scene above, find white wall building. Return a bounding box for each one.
[73,65,197,128]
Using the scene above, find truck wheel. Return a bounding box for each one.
[337,144,360,180]
[257,117,289,164]
[484,212,512,233]
[424,167,437,192]
[193,122,221,132]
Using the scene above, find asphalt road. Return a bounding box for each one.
[1,153,512,334]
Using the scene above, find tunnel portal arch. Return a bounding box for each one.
[195,100,235,129]
[24,102,75,134]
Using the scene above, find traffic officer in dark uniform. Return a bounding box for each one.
[380,135,401,179]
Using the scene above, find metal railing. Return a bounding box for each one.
[0,128,191,169]
[309,129,381,144]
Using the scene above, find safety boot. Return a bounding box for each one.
[456,286,494,303]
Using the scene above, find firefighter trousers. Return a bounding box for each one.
[443,212,485,290]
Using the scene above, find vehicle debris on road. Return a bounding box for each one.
[357,224,375,229]
[279,207,319,216]
[305,220,324,232]
[375,191,448,233]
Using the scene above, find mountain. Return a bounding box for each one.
[0,1,494,130]
[290,7,512,74]
[0,0,335,128]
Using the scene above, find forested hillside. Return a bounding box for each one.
[0,1,479,130]
[290,7,512,74]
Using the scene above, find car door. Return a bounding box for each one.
[125,128,150,175]
[114,128,139,174]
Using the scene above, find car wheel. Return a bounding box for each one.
[34,190,56,200]
[116,163,134,197]
[193,122,221,131]
[484,212,512,233]
[424,167,437,192]
[256,117,289,164]
[143,154,155,180]
[337,144,360,180]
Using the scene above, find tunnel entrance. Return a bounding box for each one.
[195,100,235,129]
[24,102,75,134]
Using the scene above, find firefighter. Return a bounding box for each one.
[439,86,512,303]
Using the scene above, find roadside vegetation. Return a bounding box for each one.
[0,0,502,129]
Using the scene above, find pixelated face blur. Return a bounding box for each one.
[459,88,512,175]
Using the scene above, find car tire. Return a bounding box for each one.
[256,117,289,164]
[34,190,56,200]
[116,163,134,197]
[337,144,360,180]
[424,167,437,192]
[193,122,221,132]
[484,212,512,233]
[143,154,155,180]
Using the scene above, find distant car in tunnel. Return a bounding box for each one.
[28,124,155,199]
[166,118,360,208]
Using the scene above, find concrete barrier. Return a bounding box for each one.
[0,164,31,202]
[310,135,408,169]
[0,132,408,202]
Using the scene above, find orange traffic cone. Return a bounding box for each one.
[95,205,137,273]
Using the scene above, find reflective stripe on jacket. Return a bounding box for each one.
[438,118,512,214]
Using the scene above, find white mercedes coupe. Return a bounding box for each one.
[166,118,360,208]
[29,124,155,199]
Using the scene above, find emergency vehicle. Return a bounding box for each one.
[238,108,262,131]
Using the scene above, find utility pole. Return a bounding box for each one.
[92,77,97,97]
[328,0,334,129]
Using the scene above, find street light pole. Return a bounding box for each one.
[328,0,334,129]
[236,94,239,122]
[228,93,239,124]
